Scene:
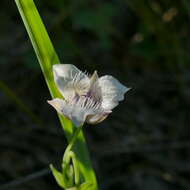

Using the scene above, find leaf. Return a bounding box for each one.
[50,164,67,189]
[79,182,94,190]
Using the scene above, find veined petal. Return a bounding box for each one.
[53,64,89,100]
[87,71,102,102]
[86,111,111,124]
[98,75,130,110]
[47,98,69,115]
[89,71,98,88]
[48,98,97,127]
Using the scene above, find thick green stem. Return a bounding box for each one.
[15,0,98,189]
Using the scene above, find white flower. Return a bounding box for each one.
[48,64,130,127]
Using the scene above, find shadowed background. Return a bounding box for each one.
[1,0,190,189]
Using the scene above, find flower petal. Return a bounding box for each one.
[89,71,99,88]
[87,71,102,102]
[98,75,130,110]
[48,98,96,127]
[86,111,111,124]
[47,98,69,115]
[53,64,89,100]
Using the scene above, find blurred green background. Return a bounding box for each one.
[1,0,190,189]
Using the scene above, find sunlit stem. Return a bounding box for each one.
[65,126,83,153]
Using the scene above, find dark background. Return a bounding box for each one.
[1,0,190,189]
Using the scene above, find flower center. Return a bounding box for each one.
[70,71,102,111]
[71,92,101,111]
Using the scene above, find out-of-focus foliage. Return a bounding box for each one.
[0,0,190,190]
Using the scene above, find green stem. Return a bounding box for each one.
[15,0,98,189]
[65,126,83,153]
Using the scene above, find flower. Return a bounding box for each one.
[48,64,130,127]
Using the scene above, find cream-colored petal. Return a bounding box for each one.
[89,71,98,88]
[87,71,102,102]
[47,98,69,115]
[53,64,89,100]
[53,64,85,83]
[98,75,130,110]
[86,111,111,124]
[48,98,96,127]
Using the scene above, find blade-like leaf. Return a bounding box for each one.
[50,164,68,188]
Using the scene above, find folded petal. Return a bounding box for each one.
[48,98,96,127]
[86,111,111,124]
[87,71,102,102]
[53,64,89,100]
[98,75,130,110]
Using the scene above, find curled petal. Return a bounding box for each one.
[48,98,96,127]
[89,71,98,88]
[87,71,102,102]
[53,64,89,100]
[86,111,111,124]
[47,98,66,115]
[98,75,130,110]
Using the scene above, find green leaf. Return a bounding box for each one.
[50,164,67,189]
[79,182,94,190]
